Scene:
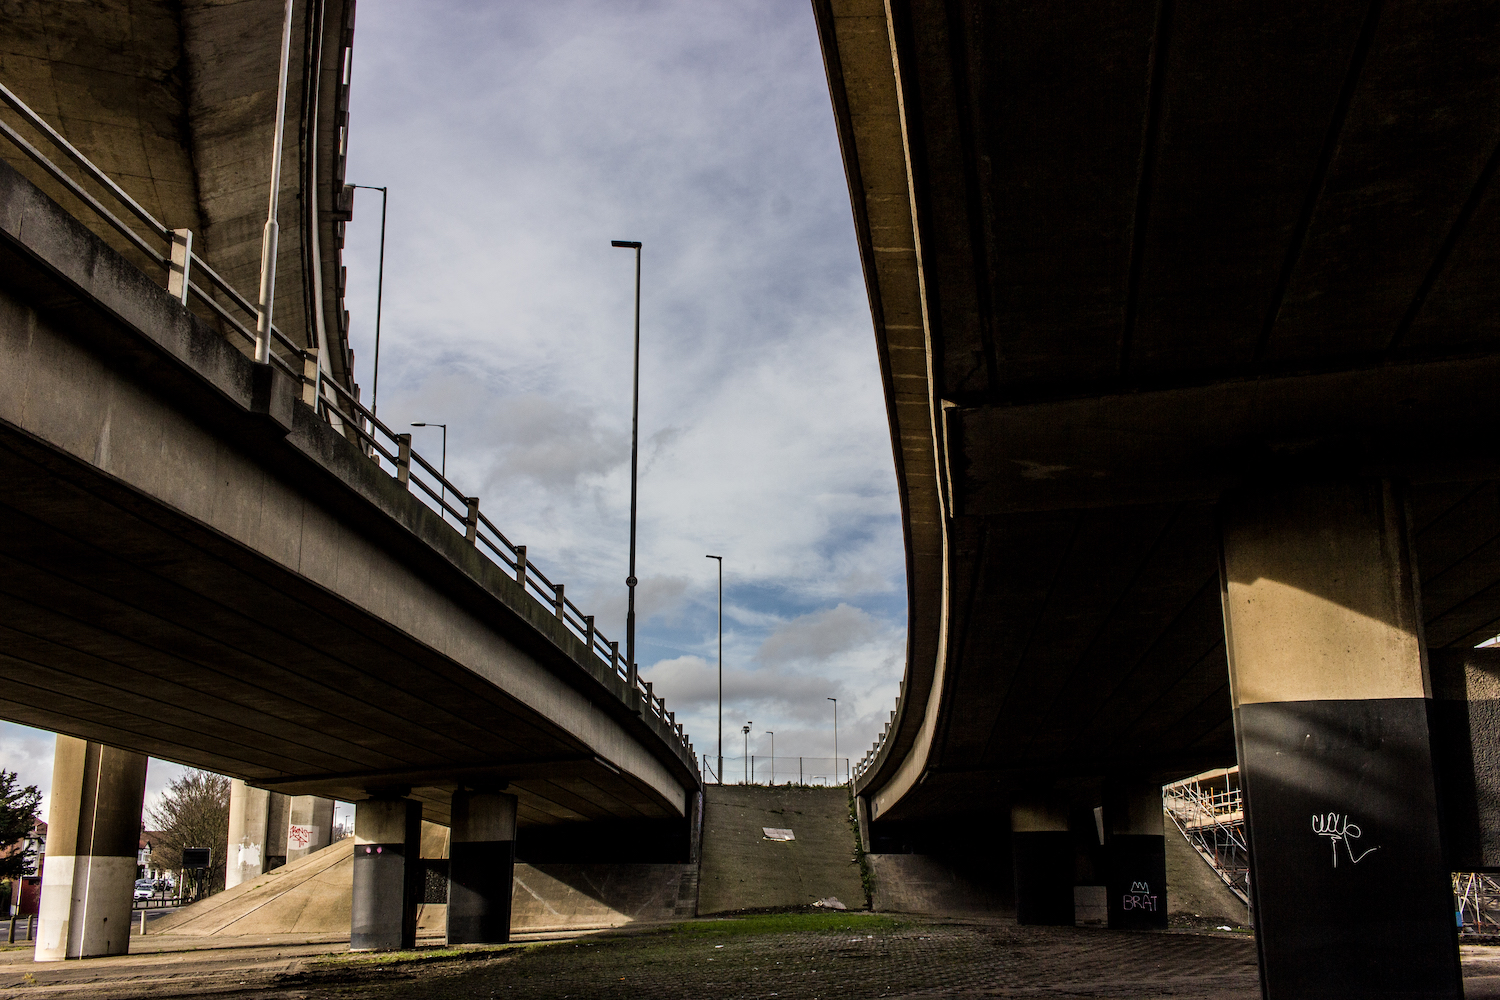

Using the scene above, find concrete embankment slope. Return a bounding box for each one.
[1165,821,1250,928]
[698,785,866,914]
[148,823,695,938]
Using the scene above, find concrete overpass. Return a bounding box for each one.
[817,1,1499,997]
[0,0,699,960]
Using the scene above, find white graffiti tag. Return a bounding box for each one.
[1311,812,1380,867]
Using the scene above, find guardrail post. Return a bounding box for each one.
[395,433,412,487]
[610,641,620,674]
[515,545,527,586]
[301,348,320,408]
[465,497,479,544]
[642,681,653,717]
[584,615,595,653]
[553,584,564,618]
[167,228,193,304]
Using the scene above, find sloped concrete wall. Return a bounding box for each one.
[698,786,865,914]
[149,822,695,938]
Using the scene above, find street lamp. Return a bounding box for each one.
[706,555,723,785]
[349,184,388,415]
[742,722,752,784]
[611,239,643,692]
[828,697,839,785]
[765,731,774,786]
[253,0,297,365]
[409,422,447,521]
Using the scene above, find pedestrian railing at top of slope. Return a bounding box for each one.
[701,755,852,787]
[0,81,696,771]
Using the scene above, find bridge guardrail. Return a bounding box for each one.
[0,81,696,774]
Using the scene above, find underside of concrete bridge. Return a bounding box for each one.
[819,0,1500,995]
[0,157,698,835]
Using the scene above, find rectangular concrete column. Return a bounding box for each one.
[35,737,147,961]
[1104,783,1166,931]
[351,798,422,951]
[226,780,269,889]
[265,793,289,871]
[447,789,517,944]
[1220,479,1461,999]
[1011,795,1073,925]
[285,796,335,863]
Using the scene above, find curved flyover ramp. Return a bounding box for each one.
[818,1,1500,997]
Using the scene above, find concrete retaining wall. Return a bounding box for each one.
[698,786,865,914]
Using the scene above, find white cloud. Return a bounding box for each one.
[336,0,908,767]
[0,3,907,795]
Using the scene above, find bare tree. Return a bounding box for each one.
[148,770,230,894]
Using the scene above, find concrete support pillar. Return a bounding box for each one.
[351,798,423,951]
[285,796,334,863]
[1220,479,1460,999]
[226,781,269,889]
[446,790,517,945]
[1011,795,1073,925]
[226,783,313,887]
[34,737,147,961]
[1104,783,1166,931]
[264,793,289,871]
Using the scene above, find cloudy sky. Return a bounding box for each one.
[1,0,905,816]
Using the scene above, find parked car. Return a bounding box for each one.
[133,879,155,901]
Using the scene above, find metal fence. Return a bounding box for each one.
[0,81,696,769]
[702,755,850,787]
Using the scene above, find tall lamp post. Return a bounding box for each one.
[611,240,643,692]
[742,722,752,784]
[253,0,297,365]
[765,731,774,786]
[350,184,388,414]
[706,554,723,784]
[828,697,839,785]
[409,422,447,521]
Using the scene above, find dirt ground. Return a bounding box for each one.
[8,913,1500,999]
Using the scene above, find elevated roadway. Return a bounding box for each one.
[0,0,700,957]
[818,1,1500,996]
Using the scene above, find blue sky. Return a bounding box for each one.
[1,0,904,814]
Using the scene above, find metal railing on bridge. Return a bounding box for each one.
[852,683,903,782]
[0,81,696,772]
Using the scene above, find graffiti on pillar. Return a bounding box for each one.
[236,840,261,868]
[1311,813,1380,867]
[288,825,317,851]
[1122,881,1158,911]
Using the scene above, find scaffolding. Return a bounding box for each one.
[1162,767,1251,905]
[1455,873,1500,935]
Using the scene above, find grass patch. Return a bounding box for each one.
[312,943,522,968]
[669,912,904,938]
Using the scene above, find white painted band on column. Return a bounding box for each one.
[34,854,137,961]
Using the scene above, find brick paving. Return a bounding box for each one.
[9,915,1500,998]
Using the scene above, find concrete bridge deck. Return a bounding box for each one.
[0,156,697,833]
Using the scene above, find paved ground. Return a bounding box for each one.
[4,913,1500,999]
